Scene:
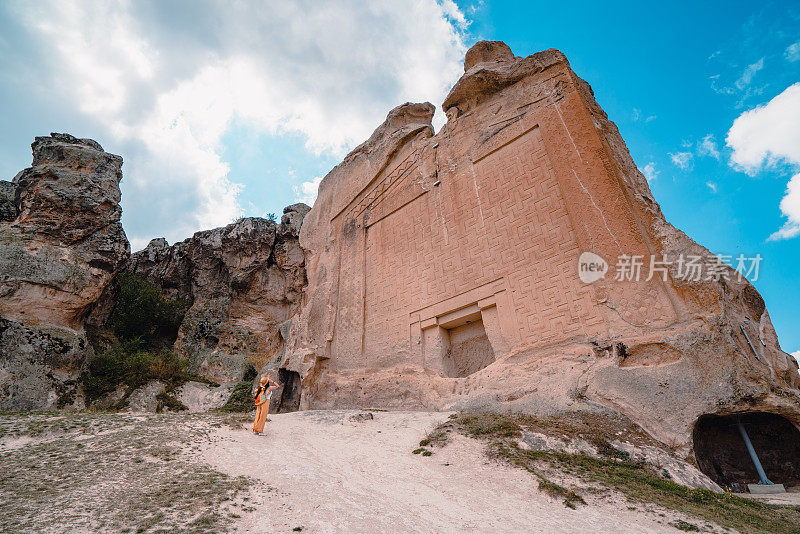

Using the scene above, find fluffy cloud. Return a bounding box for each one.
[8,0,468,247]
[669,152,693,171]
[727,83,800,240]
[792,351,800,372]
[293,176,323,206]
[725,83,800,240]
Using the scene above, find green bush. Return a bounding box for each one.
[110,272,187,348]
[83,342,189,403]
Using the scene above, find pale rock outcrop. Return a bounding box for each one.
[175,381,234,412]
[0,133,130,410]
[284,41,800,486]
[127,204,310,385]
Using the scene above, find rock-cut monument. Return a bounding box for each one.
[282,41,800,488]
[1,41,799,491]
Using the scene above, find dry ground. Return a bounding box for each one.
[201,410,727,533]
[1,410,796,533]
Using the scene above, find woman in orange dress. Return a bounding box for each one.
[252,374,280,435]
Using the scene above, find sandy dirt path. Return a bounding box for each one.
[200,410,697,534]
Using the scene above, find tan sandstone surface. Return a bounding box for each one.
[282,41,800,483]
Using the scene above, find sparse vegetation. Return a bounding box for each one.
[218,367,258,413]
[670,519,700,531]
[423,412,800,533]
[80,273,211,408]
[156,392,189,412]
[0,412,252,532]
[82,342,191,404]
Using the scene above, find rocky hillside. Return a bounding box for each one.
[122,204,309,386]
[0,132,309,412]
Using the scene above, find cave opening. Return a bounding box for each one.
[693,412,800,488]
[276,368,301,413]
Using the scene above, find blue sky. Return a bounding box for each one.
[0,1,798,355]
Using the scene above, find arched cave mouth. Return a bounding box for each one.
[693,412,800,488]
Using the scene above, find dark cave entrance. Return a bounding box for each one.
[693,412,800,487]
[275,368,301,413]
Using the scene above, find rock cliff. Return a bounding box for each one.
[125,204,310,385]
[0,133,130,409]
[283,41,800,484]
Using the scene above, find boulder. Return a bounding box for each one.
[124,380,167,412]
[174,381,234,412]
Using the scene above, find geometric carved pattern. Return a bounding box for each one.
[364,125,605,358]
[339,149,419,227]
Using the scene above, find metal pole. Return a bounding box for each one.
[737,421,773,485]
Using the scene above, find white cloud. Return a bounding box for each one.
[293,176,323,206]
[792,351,800,372]
[632,108,641,121]
[768,173,800,240]
[706,182,718,193]
[9,0,468,244]
[642,162,659,182]
[669,152,693,171]
[735,58,764,90]
[697,134,720,160]
[727,83,800,240]
[786,42,800,62]
[727,84,800,172]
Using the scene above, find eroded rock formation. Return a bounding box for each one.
[0,133,130,409]
[284,41,800,477]
[126,204,310,384]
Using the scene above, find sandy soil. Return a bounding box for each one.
[201,410,705,534]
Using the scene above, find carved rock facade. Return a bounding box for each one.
[284,42,800,483]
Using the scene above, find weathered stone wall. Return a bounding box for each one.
[0,133,130,409]
[285,42,800,455]
[126,204,310,384]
